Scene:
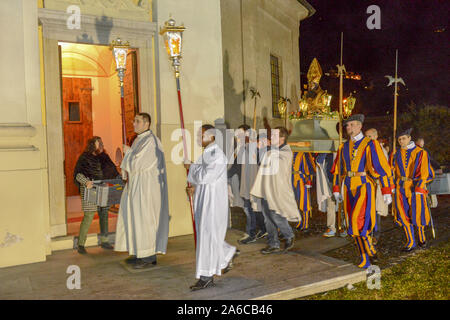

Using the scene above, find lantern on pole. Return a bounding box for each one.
[343,93,356,118]
[160,18,185,78]
[159,17,197,247]
[110,38,130,145]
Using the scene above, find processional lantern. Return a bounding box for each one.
[159,17,197,247]
[110,37,130,145]
[159,17,186,77]
[110,38,130,87]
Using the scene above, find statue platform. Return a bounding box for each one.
[287,117,341,153]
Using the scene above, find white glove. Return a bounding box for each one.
[391,188,395,194]
[383,194,392,205]
[333,192,342,203]
[306,184,312,189]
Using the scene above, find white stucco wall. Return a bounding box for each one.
[154,0,226,237]
[221,0,310,130]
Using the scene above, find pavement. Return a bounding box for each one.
[0,229,366,300]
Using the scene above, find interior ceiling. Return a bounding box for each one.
[60,42,116,77]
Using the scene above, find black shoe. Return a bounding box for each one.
[133,259,157,269]
[255,231,268,240]
[101,242,114,250]
[77,245,87,254]
[370,254,379,264]
[284,238,295,252]
[238,236,256,245]
[260,246,281,255]
[418,241,428,249]
[223,250,241,274]
[124,255,137,265]
[402,246,416,252]
[190,278,215,291]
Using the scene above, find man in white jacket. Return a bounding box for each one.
[185,124,239,291]
[251,127,301,254]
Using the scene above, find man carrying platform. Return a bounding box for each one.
[292,152,316,232]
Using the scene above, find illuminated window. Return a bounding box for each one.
[270,54,282,118]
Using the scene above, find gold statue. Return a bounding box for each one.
[299,58,332,117]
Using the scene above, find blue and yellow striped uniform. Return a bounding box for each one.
[292,152,315,230]
[392,144,435,248]
[331,135,392,268]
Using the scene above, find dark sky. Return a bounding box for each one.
[299,0,449,116]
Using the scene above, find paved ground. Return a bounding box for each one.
[0,229,364,300]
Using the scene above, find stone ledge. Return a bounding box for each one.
[252,269,367,300]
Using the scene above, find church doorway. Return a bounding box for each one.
[58,42,140,237]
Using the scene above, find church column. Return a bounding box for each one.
[0,0,50,267]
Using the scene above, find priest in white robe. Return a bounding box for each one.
[251,126,301,254]
[185,124,238,291]
[114,113,170,269]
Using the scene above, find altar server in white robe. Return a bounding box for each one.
[251,126,301,254]
[114,113,170,269]
[185,124,239,291]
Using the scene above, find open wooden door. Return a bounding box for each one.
[124,50,140,145]
[62,77,93,196]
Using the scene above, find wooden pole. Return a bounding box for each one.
[392,50,398,155]
[337,32,344,234]
[175,73,197,248]
[252,96,257,129]
[120,85,127,145]
[391,50,399,218]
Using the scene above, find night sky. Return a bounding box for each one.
[299,0,449,116]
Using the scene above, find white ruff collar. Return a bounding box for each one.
[351,132,364,142]
[407,141,416,150]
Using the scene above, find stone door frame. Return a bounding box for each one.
[38,8,157,237]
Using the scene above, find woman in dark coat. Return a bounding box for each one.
[73,136,119,254]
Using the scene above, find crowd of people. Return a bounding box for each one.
[72,112,439,291]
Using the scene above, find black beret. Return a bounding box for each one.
[343,114,364,126]
[397,128,413,138]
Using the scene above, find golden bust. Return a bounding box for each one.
[299,58,332,116]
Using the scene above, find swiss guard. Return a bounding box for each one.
[331,114,393,268]
[292,152,316,231]
[391,128,435,251]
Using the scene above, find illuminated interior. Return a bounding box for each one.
[60,42,122,236]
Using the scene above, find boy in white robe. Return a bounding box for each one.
[185,125,239,291]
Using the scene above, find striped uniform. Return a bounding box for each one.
[391,144,435,248]
[292,152,315,230]
[331,135,392,268]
